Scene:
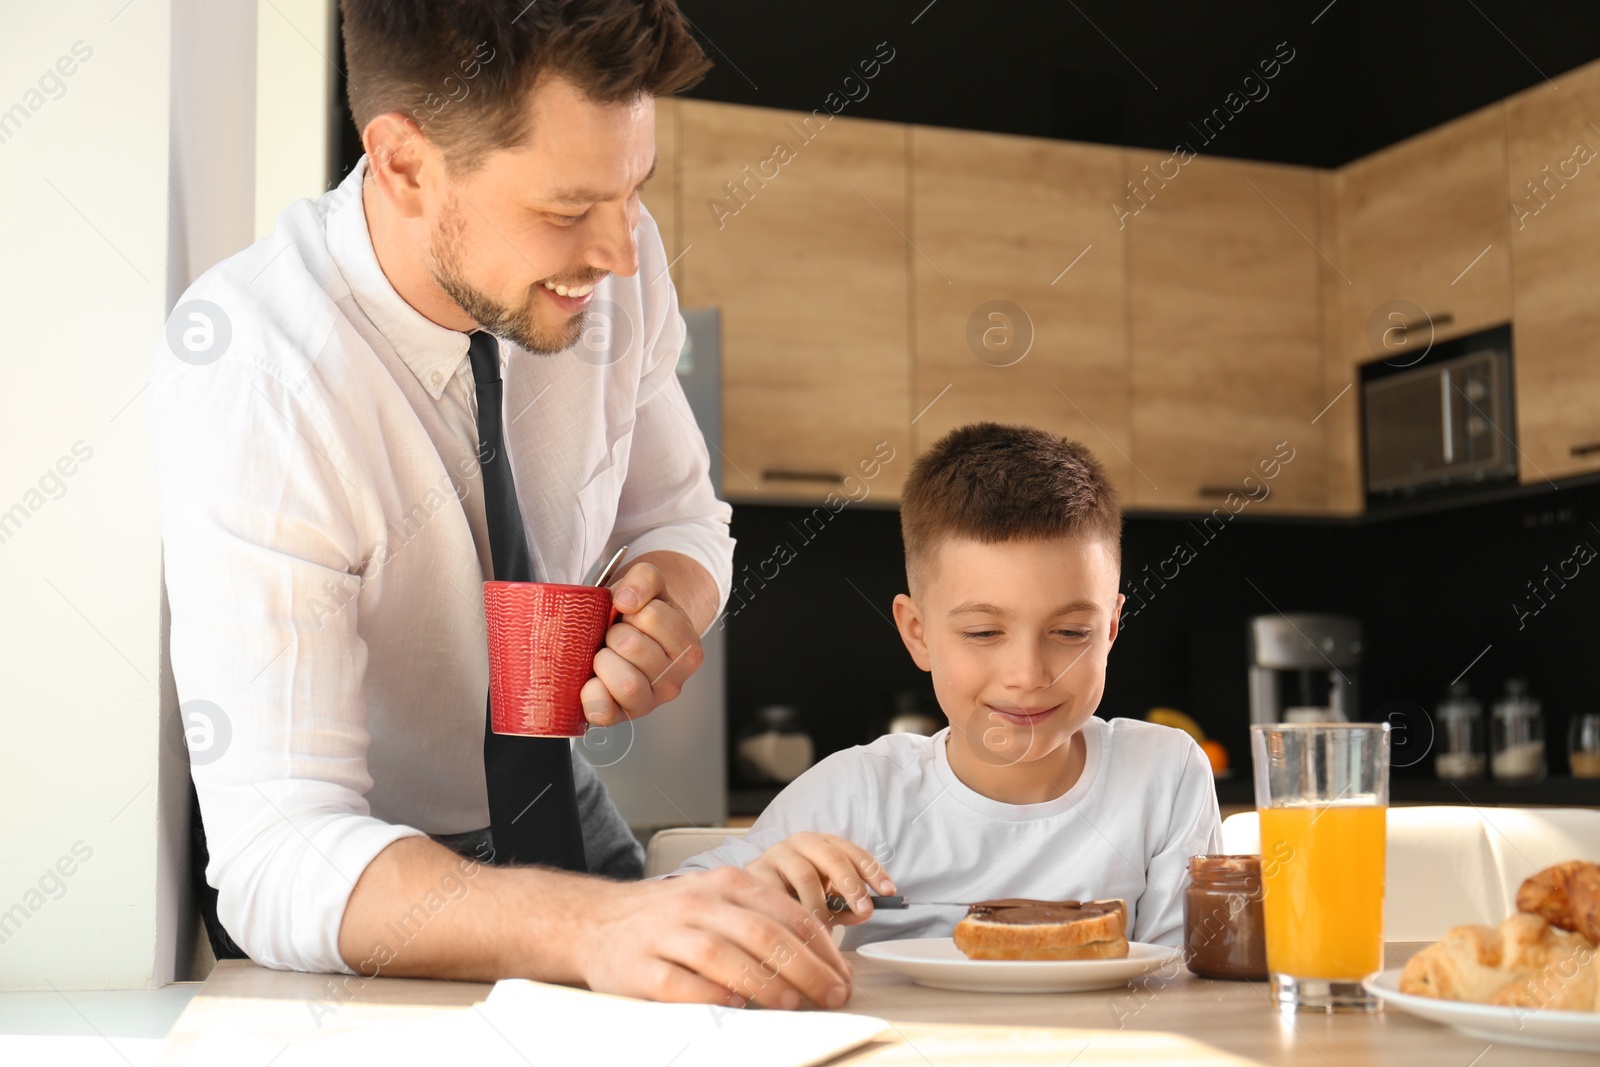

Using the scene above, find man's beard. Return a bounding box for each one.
[428,202,586,355]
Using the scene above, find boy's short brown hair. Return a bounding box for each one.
[900,423,1122,593]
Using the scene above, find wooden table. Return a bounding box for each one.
[159,945,1594,1066]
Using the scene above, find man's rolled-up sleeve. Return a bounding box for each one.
[150,353,424,974]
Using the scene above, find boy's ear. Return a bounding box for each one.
[892,593,932,671]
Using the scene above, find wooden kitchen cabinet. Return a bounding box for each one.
[1316,173,1364,515]
[909,126,1132,496]
[1336,103,1513,359]
[1506,59,1600,483]
[677,99,910,504]
[639,96,683,286]
[1126,153,1329,513]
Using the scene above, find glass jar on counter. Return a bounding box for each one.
[1570,713,1600,778]
[1434,681,1485,780]
[1491,678,1546,782]
[735,704,815,785]
[1183,855,1268,980]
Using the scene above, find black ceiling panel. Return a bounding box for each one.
[675,0,1600,168]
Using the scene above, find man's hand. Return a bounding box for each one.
[581,558,704,727]
[339,838,851,1010]
[578,867,855,1009]
[746,832,897,926]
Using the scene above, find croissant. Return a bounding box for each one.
[1488,918,1600,1013]
[1400,911,1600,1012]
[1516,860,1600,946]
[1397,921,1512,1002]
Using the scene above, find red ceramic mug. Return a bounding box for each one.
[483,581,618,737]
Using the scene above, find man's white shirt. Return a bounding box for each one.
[149,157,733,973]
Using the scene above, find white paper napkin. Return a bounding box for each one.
[275,978,891,1067]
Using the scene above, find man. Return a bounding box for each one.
[149,0,859,1010]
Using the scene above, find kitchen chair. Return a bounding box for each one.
[1219,805,1600,941]
[644,826,751,878]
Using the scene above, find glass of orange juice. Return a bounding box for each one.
[1251,722,1389,1013]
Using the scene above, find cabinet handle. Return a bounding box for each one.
[761,469,845,484]
[1393,312,1455,333]
[1572,441,1600,458]
[1197,486,1236,498]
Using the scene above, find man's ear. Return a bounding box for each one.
[892,593,931,672]
[1107,592,1126,648]
[363,113,431,219]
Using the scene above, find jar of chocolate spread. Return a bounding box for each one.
[1183,854,1267,980]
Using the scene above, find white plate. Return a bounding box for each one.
[857,938,1183,994]
[1365,969,1600,1052]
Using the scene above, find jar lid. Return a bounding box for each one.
[1188,854,1262,877]
[1437,702,1481,719]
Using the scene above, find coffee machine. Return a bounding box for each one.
[1248,613,1363,725]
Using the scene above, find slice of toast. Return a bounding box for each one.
[952,898,1129,961]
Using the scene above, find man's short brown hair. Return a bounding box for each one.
[900,423,1122,593]
[340,0,711,174]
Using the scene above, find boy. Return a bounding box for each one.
[675,423,1222,948]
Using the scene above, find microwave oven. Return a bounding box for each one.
[1361,324,1517,499]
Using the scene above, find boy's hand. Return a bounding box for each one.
[745,832,897,926]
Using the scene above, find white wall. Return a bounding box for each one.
[0,0,260,989]
[165,0,263,985]
[255,0,337,238]
[0,0,174,990]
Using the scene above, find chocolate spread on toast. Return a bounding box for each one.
[965,898,1124,925]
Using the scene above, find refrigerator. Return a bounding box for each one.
[589,308,728,828]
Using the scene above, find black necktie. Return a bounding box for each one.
[469,331,588,872]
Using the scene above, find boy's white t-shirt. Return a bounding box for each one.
[675,715,1223,949]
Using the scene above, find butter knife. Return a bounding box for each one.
[824,895,968,912]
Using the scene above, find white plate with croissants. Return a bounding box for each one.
[1363,859,1600,1052]
[858,898,1182,993]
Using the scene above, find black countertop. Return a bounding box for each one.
[1214,773,1600,808]
[731,776,1600,818]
